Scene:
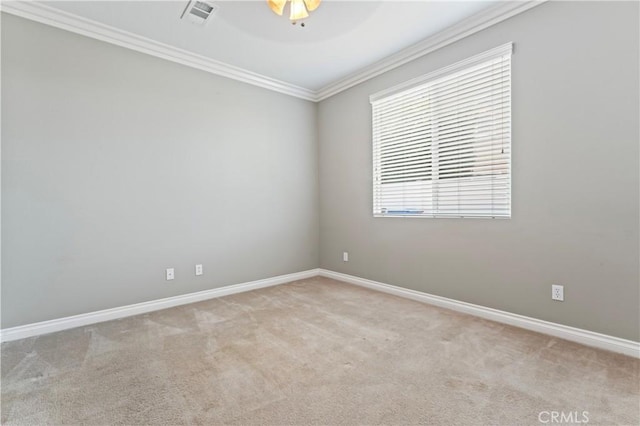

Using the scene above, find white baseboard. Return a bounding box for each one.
[319,269,640,358]
[0,269,319,343]
[3,267,638,359]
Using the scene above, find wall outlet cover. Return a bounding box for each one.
[552,284,564,301]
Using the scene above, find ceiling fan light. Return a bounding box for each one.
[303,0,321,12]
[267,0,286,16]
[289,0,309,21]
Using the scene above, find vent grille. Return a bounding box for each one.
[181,1,218,26]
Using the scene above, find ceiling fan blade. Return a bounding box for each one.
[290,0,309,20]
[303,0,321,12]
[267,0,286,16]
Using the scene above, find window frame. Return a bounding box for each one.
[370,43,513,219]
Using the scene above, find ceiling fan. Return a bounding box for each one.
[267,0,321,25]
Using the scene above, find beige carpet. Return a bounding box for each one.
[1,277,638,425]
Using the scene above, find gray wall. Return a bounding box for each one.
[318,1,640,341]
[1,14,319,328]
[3,2,639,342]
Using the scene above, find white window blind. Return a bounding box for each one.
[371,43,512,218]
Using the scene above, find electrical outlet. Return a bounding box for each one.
[195,264,203,276]
[166,268,175,281]
[552,284,564,301]
[343,252,349,262]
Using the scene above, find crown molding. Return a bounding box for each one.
[1,1,547,103]
[0,1,317,102]
[315,0,547,102]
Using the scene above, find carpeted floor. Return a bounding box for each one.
[1,277,638,425]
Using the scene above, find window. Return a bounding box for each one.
[371,43,512,218]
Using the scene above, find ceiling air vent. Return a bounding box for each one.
[181,1,218,26]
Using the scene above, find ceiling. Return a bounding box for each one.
[39,1,499,91]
